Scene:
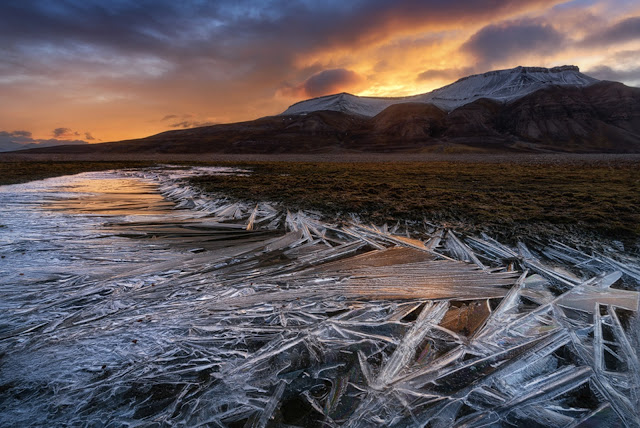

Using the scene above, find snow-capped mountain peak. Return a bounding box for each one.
[281,65,599,117]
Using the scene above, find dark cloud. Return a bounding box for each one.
[288,69,364,98]
[586,65,640,85]
[52,127,80,138]
[0,129,89,152]
[0,1,559,52]
[84,132,95,140]
[169,120,217,129]
[10,130,32,138]
[161,113,195,122]
[462,20,564,66]
[52,127,68,138]
[580,16,640,46]
[0,0,562,86]
[159,113,215,128]
[0,130,33,148]
[417,67,476,82]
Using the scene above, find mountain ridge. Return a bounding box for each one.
[11,67,640,155]
[281,65,598,116]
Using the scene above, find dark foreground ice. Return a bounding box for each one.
[0,166,639,427]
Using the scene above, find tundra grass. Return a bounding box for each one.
[189,161,640,247]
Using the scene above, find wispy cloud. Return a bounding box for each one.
[416,67,477,82]
[579,16,640,46]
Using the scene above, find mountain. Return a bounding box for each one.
[14,66,640,155]
[281,65,598,116]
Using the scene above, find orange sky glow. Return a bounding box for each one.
[1,0,639,150]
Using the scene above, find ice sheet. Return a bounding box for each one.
[1,165,639,427]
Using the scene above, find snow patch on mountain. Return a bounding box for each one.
[282,66,599,117]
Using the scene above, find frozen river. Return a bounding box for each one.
[0,166,639,427]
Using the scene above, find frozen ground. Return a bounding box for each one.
[0,166,639,427]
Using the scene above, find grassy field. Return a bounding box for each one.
[1,157,638,248]
[189,161,640,247]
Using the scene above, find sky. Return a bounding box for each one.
[1,0,640,150]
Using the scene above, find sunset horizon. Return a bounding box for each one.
[1,0,639,149]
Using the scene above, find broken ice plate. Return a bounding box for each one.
[0,166,639,427]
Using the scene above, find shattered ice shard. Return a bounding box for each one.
[0,166,639,427]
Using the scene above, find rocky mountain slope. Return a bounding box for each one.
[16,67,640,154]
[282,65,598,116]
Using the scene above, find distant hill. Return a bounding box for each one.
[16,66,640,154]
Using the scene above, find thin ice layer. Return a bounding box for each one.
[0,165,639,427]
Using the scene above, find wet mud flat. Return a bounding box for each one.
[0,166,639,427]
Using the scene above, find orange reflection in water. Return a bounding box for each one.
[47,178,175,216]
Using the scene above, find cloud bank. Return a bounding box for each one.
[0,129,91,152]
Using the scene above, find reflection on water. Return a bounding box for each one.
[45,178,175,215]
[0,166,639,427]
